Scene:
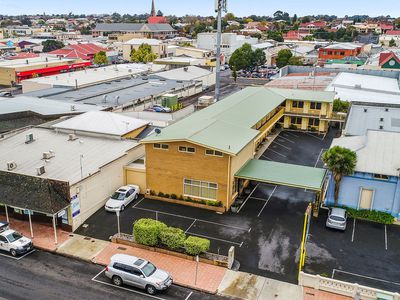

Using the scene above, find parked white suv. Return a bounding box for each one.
[105,185,140,212]
[0,222,33,256]
[105,254,172,295]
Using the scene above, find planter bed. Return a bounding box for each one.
[146,195,226,213]
[112,233,229,268]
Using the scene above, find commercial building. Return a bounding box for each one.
[92,23,176,40]
[0,112,145,232]
[20,63,166,93]
[140,87,335,210]
[48,43,108,61]
[122,38,168,61]
[326,130,400,218]
[156,66,216,89]
[196,33,258,57]
[0,56,90,86]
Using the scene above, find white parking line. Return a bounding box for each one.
[92,269,167,300]
[237,183,259,213]
[305,132,325,141]
[284,131,299,138]
[185,219,197,233]
[267,148,287,158]
[272,141,292,150]
[385,224,388,250]
[185,291,193,300]
[0,249,36,260]
[249,196,270,202]
[277,135,295,144]
[257,186,277,217]
[133,197,145,208]
[186,232,243,247]
[332,269,400,287]
[261,155,273,160]
[132,207,250,232]
[351,219,356,242]
[314,148,325,168]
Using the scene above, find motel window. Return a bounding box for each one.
[310,102,322,110]
[373,174,389,180]
[179,146,196,153]
[205,149,224,157]
[291,117,302,125]
[183,179,218,200]
[292,101,304,108]
[340,51,345,55]
[328,51,333,55]
[308,118,320,126]
[154,143,169,150]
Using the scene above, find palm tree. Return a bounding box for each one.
[322,146,357,206]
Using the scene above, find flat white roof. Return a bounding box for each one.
[0,56,78,68]
[125,38,164,46]
[21,64,163,88]
[326,72,400,104]
[52,111,149,136]
[0,127,139,184]
[156,66,213,81]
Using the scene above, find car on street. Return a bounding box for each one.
[326,207,347,231]
[105,254,173,295]
[0,222,33,256]
[104,185,140,212]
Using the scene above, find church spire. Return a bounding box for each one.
[151,0,156,16]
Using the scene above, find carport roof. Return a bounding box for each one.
[236,159,327,191]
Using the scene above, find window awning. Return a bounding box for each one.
[235,159,327,191]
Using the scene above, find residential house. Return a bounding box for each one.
[92,23,176,40]
[379,30,400,46]
[318,43,364,63]
[379,51,400,69]
[122,38,168,61]
[48,43,109,61]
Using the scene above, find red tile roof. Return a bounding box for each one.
[7,53,40,60]
[147,16,168,24]
[49,43,107,60]
[379,51,400,66]
[380,24,394,30]
[386,30,400,35]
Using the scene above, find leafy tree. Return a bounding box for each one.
[253,48,266,66]
[232,66,237,82]
[224,12,235,21]
[93,51,108,65]
[292,14,298,24]
[130,43,157,63]
[288,56,303,65]
[389,38,396,47]
[322,146,357,205]
[42,40,64,52]
[276,49,293,68]
[156,10,163,16]
[267,30,283,42]
[333,99,350,113]
[395,18,400,29]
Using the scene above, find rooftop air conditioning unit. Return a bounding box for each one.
[68,133,77,141]
[36,165,45,176]
[25,133,34,144]
[354,84,362,89]
[7,161,17,171]
[42,152,54,160]
[70,105,76,111]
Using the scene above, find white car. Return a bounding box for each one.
[0,222,33,256]
[105,185,140,212]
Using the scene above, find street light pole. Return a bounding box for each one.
[214,0,227,102]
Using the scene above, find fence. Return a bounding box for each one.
[299,272,400,300]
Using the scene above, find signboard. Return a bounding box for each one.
[57,210,66,218]
[71,195,81,218]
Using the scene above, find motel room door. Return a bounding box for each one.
[359,188,374,209]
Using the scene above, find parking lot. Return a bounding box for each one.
[0,248,36,260]
[77,130,338,284]
[305,209,400,293]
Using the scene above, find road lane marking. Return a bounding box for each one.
[257,186,277,217]
[237,184,259,213]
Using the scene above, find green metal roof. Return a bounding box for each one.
[235,159,327,191]
[142,87,335,155]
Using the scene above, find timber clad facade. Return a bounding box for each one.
[140,87,335,210]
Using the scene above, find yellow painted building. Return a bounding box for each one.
[140,87,336,210]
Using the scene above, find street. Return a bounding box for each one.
[0,250,228,300]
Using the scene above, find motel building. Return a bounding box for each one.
[139,87,339,211]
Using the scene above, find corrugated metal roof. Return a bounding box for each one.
[142,87,335,155]
[52,111,149,136]
[0,127,140,185]
[236,159,327,190]
[331,130,400,176]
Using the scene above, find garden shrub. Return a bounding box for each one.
[171,194,177,199]
[184,236,210,255]
[332,205,394,224]
[289,124,297,130]
[158,192,164,197]
[159,227,186,250]
[133,218,167,246]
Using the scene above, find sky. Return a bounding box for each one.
[1,0,399,18]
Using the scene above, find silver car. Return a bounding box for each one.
[326,207,347,231]
[105,254,172,295]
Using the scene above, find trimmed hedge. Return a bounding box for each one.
[159,227,186,250]
[133,219,167,246]
[184,236,210,255]
[332,206,394,224]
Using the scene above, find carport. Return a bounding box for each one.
[235,159,328,216]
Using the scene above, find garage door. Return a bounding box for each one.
[359,188,373,209]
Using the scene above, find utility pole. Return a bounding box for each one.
[214,0,227,102]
